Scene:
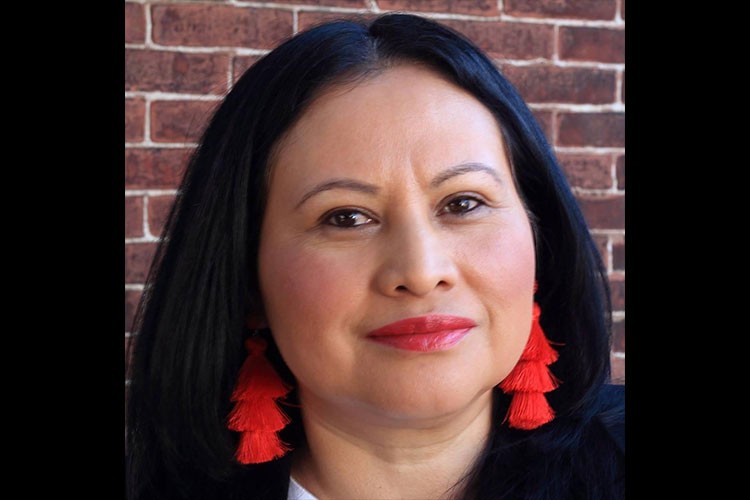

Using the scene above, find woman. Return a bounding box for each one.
[126,13,624,500]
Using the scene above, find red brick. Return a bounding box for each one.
[612,317,625,352]
[592,234,609,267]
[126,49,230,94]
[152,4,293,49]
[268,0,366,6]
[558,112,624,148]
[150,100,217,143]
[125,97,145,142]
[126,243,158,283]
[616,154,625,189]
[612,235,625,271]
[531,110,554,143]
[125,196,144,238]
[559,27,624,63]
[298,11,376,31]
[379,0,499,16]
[442,20,554,59]
[610,354,625,383]
[232,55,261,85]
[148,195,177,239]
[505,0,616,20]
[503,66,616,105]
[125,290,143,332]
[125,148,192,189]
[609,274,625,310]
[125,2,146,44]
[577,194,624,230]
[558,154,612,189]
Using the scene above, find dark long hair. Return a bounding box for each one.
[126,13,617,500]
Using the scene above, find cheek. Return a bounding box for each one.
[462,218,536,379]
[257,239,363,378]
[481,226,535,288]
[260,245,342,328]
[462,215,536,294]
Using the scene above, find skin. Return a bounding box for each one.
[258,64,536,499]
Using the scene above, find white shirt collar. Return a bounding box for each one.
[288,476,318,500]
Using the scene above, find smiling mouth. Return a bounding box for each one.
[366,315,476,352]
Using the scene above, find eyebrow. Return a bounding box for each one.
[295,179,379,209]
[295,162,503,209]
[430,162,504,188]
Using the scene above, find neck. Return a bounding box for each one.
[291,389,493,500]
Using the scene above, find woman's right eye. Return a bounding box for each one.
[323,209,374,228]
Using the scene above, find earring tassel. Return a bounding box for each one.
[228,337,292,464]
[499,302,561,430]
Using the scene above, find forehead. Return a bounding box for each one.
[268,64,509,186]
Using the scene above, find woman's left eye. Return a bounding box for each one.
[441,196,483,215]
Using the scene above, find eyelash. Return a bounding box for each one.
[321,195,487,229]
[322,209,375,228]
[440,195,485,216]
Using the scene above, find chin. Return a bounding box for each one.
[355,372,497,423]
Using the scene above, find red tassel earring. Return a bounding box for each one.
[228,336,292,464]
[499,287,561,430]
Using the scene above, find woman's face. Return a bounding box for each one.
[258,65,536,423]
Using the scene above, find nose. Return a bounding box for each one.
[375,221,459,298]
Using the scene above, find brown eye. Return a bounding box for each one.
[325,210,373,228]
[443,196,481,215]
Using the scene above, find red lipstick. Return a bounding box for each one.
[367,315,476,352]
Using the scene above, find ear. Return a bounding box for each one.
[245,310,268,330]
[245,292,268,329]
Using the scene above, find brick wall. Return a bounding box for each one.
[125,0,626,383]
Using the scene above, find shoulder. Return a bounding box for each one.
[561,383,625,498]
[591,383,625,454]
[483,384,625,498]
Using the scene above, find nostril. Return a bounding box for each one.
[395,285,408,292]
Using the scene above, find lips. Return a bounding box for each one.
[366,315,477,352]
